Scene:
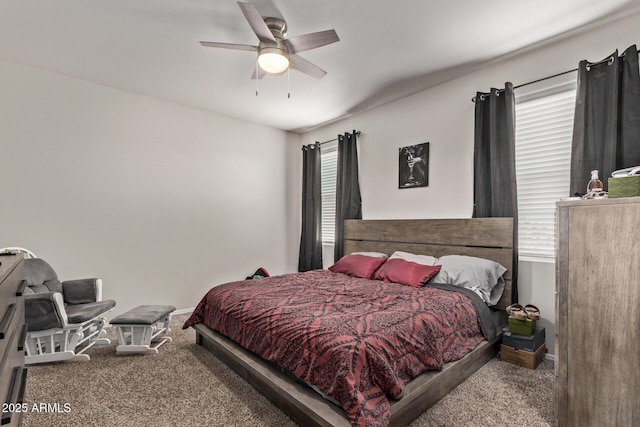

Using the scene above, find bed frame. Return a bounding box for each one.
[193,217,514,426]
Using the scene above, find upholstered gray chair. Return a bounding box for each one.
[22,258,116,364]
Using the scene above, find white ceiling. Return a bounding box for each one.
[1,0,639,133]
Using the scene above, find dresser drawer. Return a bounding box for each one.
[0,304,27,426]
[0,255,23,289]
[0,256,24,316]
[0,302,25,366]
[0,259,25,354]
[0,366,28,426]
[0,254,26,427]
[0,284,20,320]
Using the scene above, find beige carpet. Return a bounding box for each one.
[22,314,555,426]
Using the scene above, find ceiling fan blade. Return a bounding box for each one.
[285,29,339,55]
[200,41,258,52]
[251,66,267,80]
[290,55,327,79]
[237,2,276,43]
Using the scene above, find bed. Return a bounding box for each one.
[185,218,513,427]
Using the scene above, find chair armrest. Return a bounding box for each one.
[25,292,68,331]
[62,278,102,304]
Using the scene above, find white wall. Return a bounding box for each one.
[294,11,640,355]
[0,59,295,317]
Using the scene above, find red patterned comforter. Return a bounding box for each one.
[183,270,488,426]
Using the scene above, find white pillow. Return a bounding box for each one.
[350,251,388,258]
[431,255,507,305]
[389,251,437,266]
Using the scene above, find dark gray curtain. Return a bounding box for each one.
[473,82,519,303]
[334,131,362,261]
[298,143,323,272]
[570,45,640,195]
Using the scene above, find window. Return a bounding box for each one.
[515,85,576,259]
[320,144,338,243]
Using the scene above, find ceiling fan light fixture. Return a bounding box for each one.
[258,47,290,74]
[199,3,338,79]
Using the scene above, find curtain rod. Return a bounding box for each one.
[471,68,577,102]
[471,46,640,102]
[313,130,361,146]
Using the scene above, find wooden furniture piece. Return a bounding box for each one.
[111,305,175,355]
[0,254,27,427]
[556,197,640,426]
[193,217,514,427]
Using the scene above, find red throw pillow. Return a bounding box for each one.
[373,258,442,288]
[328,254,387,279]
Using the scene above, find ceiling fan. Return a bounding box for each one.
[200,2,339,79]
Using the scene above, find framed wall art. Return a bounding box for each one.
[399,142,429,189]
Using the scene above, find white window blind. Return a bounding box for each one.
[515,88,576,259]
[321,145,338,243]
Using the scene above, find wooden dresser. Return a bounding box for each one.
[556,197,640,426]
[0,254,27,426]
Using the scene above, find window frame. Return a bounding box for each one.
[515,78,577,262]
[320,141,338,245]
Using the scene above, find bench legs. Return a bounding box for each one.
[114,314,173,355]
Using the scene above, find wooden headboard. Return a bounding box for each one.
[343,218,514,310]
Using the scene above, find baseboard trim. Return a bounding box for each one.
[173,307,194,316]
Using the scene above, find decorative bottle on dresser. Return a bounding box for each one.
[586,169,603,195]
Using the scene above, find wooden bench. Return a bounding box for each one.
[110,305,176,355]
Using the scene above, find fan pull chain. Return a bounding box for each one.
[255,60,259,96]
[287,68,291,99]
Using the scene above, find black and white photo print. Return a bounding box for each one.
[399,142,429,188]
